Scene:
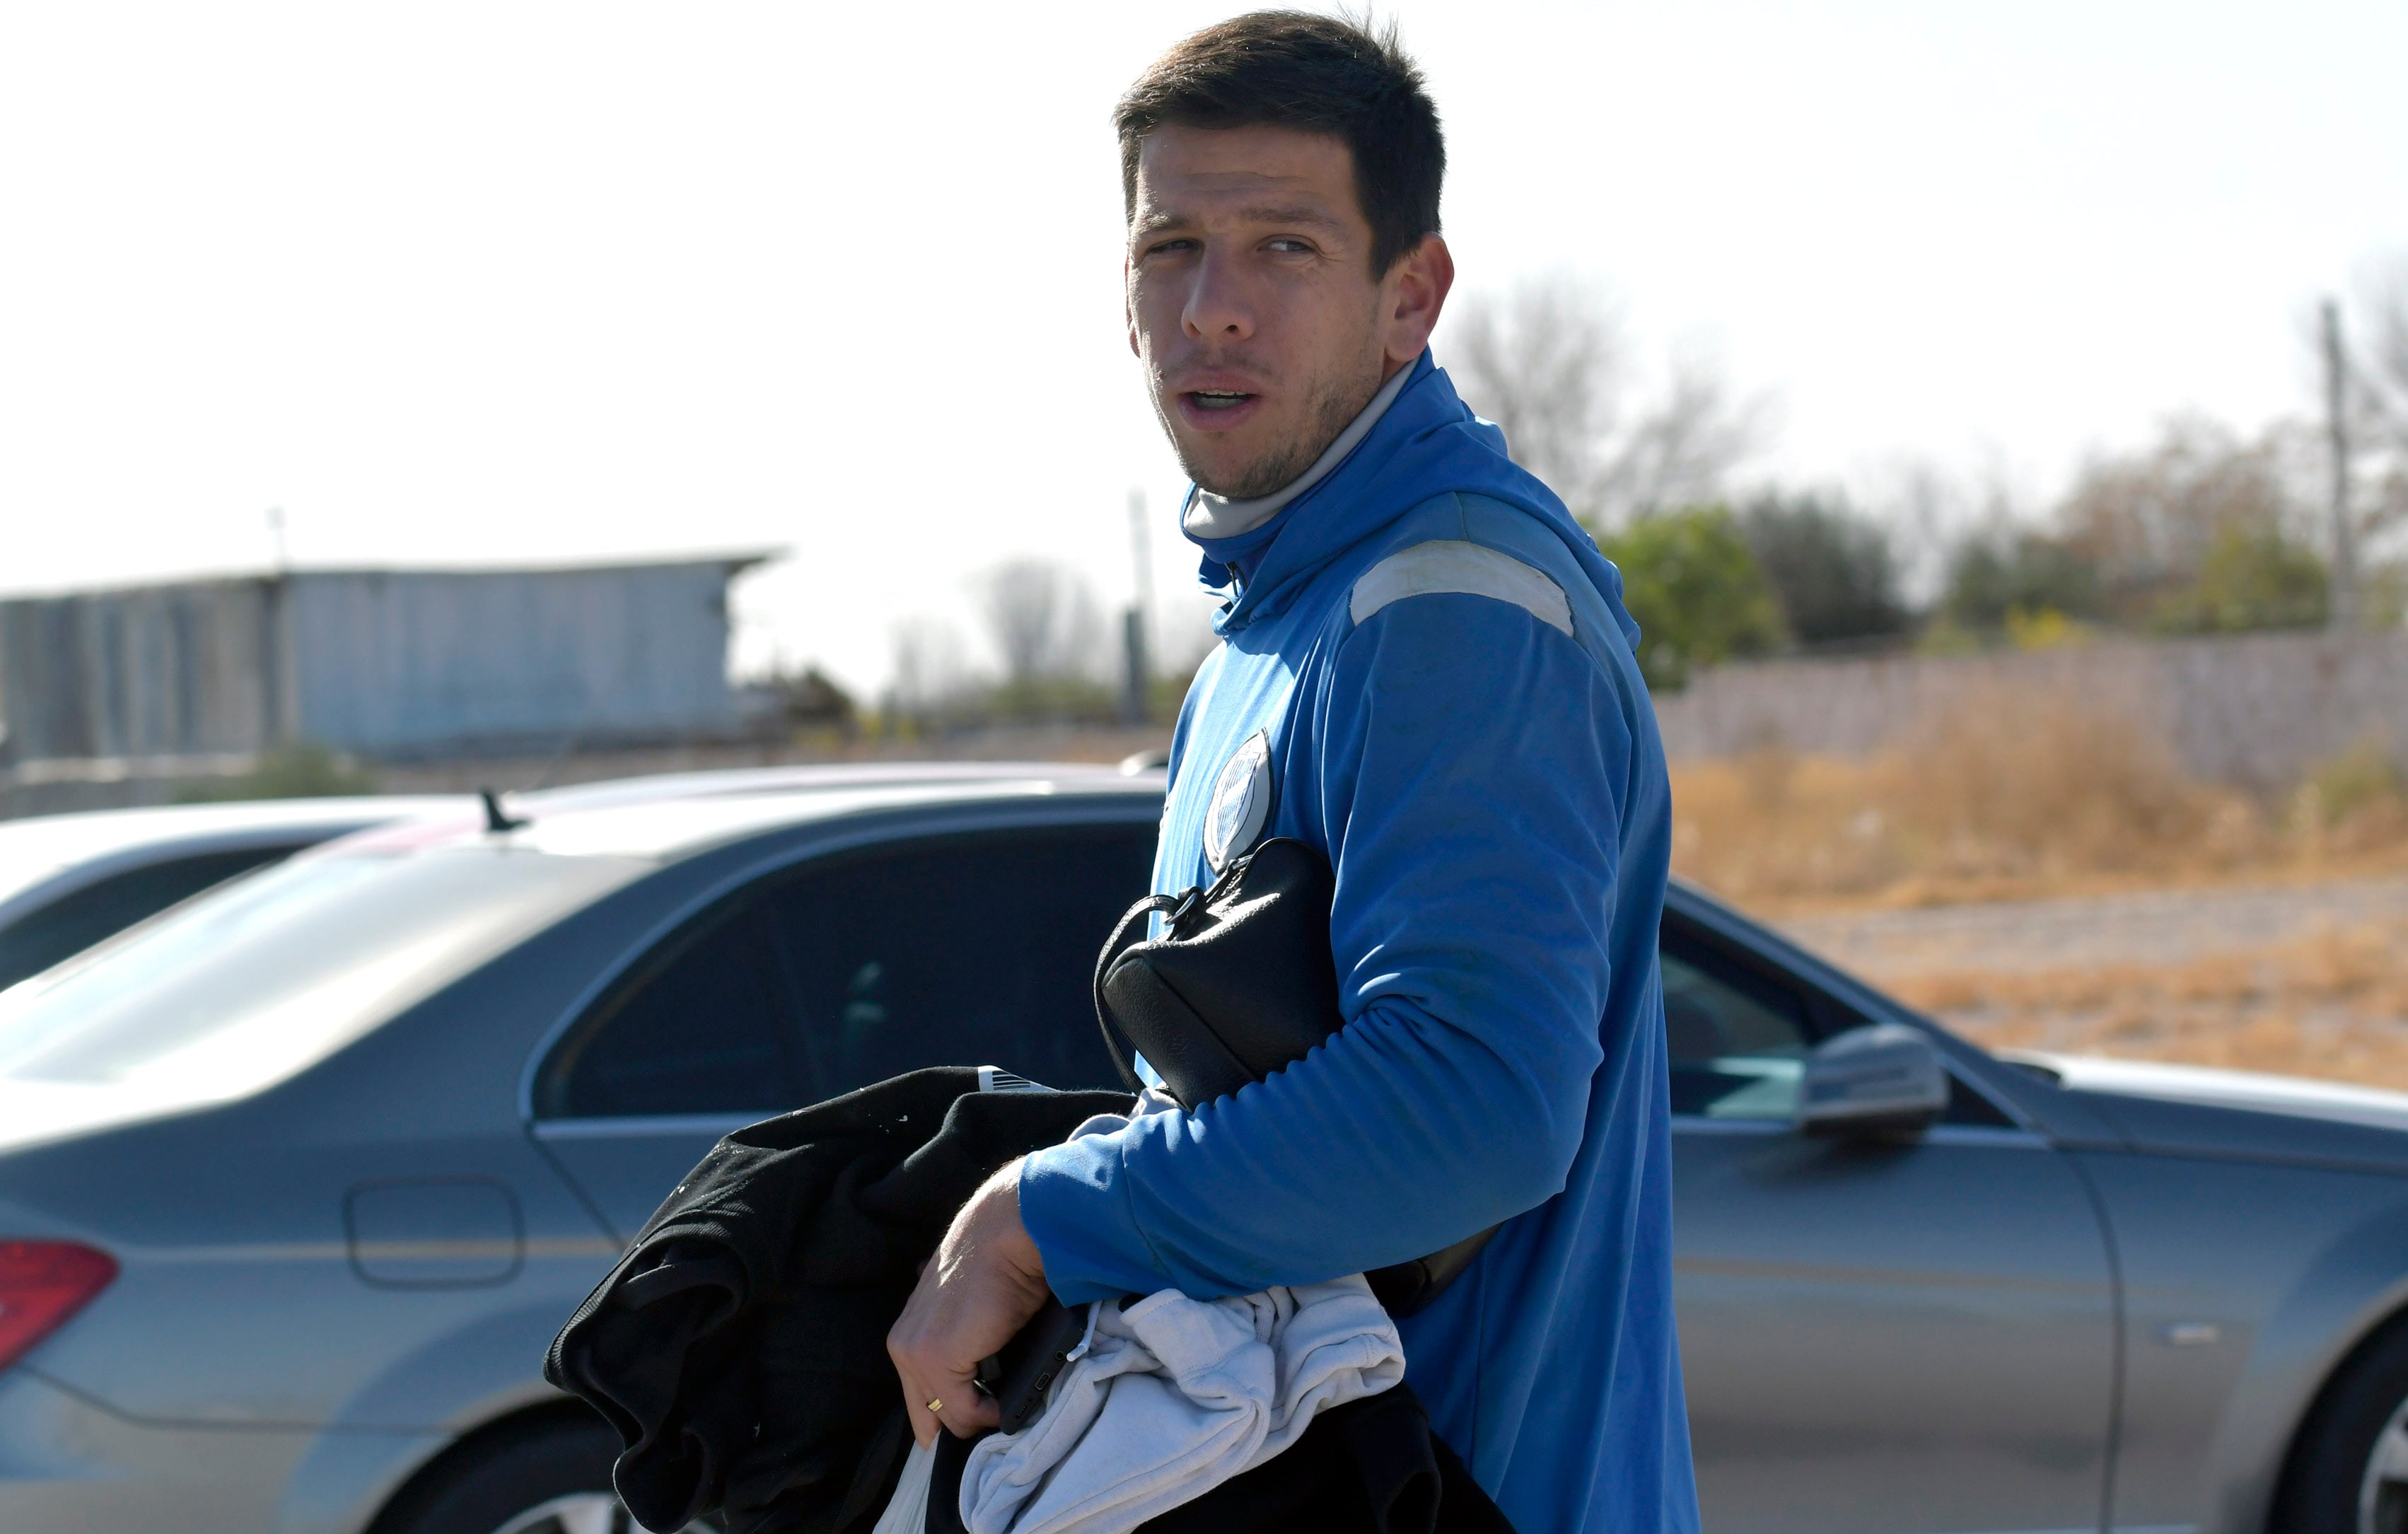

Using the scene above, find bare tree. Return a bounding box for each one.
[974,558,1104,685]
[1600,354,1768,521]
[1443,273,1767,525]
[1445,276,1624,501]
[2055,414,2310,624]
[1866,455,2030,611]
[888,617,969,724]
[2349,255,2408,545]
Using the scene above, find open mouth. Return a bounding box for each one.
[1185,390,1256,412]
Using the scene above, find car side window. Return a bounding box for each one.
[764,824,1155,1101]
[542,902,797,1118]
[1660,934,1813,1121]
[537,821,1157,1119]
[1660,921,2020,1129]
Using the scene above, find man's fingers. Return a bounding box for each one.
[938,1379,1001,1438]
[890,1314,992,1446]
[891,1332,943,1448]
[904,1392,938,1451]
[887,1161,1047,1448]
[896,1358,999,1446]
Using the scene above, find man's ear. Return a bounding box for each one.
[1124,258,1141,358]
[1380,234,1455,370]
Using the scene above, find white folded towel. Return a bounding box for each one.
[955,1274,1404,1534]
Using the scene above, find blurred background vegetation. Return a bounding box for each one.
[1439,269,2408,694]
[820,262,2405,730]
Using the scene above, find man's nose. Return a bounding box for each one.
[1181,249,1254,343]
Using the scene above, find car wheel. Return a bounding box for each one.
[2275,1319,2408,1533]
[2366,1396,2408,1534]
[373,1412,721,1534]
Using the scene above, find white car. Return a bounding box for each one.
[0,767,1150,995]
[0,797,463,991]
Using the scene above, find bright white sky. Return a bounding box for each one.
[3,1,2403,696]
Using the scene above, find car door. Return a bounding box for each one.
[1665,916,2118,1534]
[529,819,1156,1240]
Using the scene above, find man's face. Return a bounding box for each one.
[1126,124,1451,500]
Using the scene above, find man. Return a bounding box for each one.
[889,13,1698,1530]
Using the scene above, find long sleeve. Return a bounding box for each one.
[1020,588,1630,1301]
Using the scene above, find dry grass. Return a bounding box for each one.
[1672,685,2408,1088]
[1669,684,2408,915]
[1886,919,2408,1091]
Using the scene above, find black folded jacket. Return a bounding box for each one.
[545,1068,1132,1534]
[545,1067,1516,1534]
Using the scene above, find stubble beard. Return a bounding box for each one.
[1159,351,1385,502]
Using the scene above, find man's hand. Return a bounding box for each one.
[887,1156,1052,1447]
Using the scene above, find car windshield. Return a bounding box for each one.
[0,846,644,1097]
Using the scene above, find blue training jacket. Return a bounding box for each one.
[1018,351,1699,1533]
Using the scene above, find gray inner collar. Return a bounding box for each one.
[1181,363,1414,540]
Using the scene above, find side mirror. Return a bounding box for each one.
[1797,1023,1949,1138]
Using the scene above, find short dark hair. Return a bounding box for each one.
[1115,11,1446,275]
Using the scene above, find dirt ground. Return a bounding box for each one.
[1773,875,2408,1091]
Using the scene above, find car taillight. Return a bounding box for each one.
[0,1241,117,1376]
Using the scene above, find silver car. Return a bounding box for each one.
[1,767,2407,1534]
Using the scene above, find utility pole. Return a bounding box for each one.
[1129,487,1156,618]
[2322,299,2356,632]
[1120,487,1153,726]
[260,506,294,747]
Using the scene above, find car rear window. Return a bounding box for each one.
[0,847,301,993]
[0,847,642,1098]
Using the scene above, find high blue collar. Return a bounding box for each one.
[1182,350,1635,644]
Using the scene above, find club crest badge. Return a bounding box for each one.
[1202,730,1274,873]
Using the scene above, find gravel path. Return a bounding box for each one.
[1773,875,2408,981]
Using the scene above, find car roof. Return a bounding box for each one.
[0,796,469,856]
[518,760,1158,812]
[324,763,1168,863]
[0,796,470,910]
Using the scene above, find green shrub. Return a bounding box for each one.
[2152,523,2328,634]
[1598,506,1787,691]
[176,741,378,802]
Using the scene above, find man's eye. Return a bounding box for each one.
[1142,238,1197,259]
[1267,238,1313,254]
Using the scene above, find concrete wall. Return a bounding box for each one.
[0,557,767,771]
[0,580,284,761]
[1653,629,2408,789]
[289,564,750,758]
